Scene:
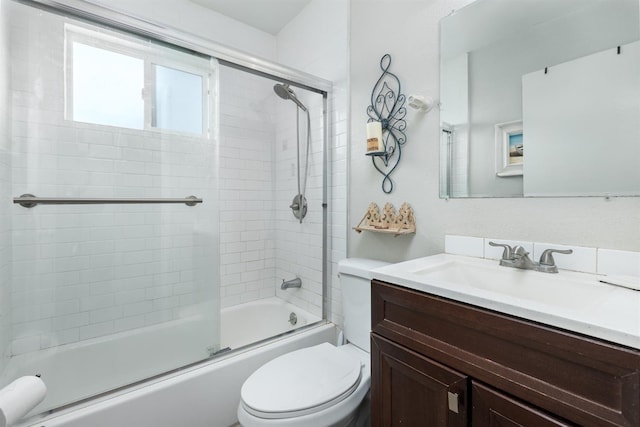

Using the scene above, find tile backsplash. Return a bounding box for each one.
[597,249,640,277]
[443,235,484,258]
[445,235,639,277]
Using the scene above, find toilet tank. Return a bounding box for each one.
[338,258,390,353]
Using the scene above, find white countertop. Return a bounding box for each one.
[371,254,640,350]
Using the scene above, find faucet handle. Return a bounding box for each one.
[539,248,573,266]
[488,241,515,260]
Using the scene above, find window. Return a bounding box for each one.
[65,25,213,136]
[153,65,203,134]
[72,42,145,129]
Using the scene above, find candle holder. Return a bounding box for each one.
[366,54,407,193]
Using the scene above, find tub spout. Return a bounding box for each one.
[281,277,302,290]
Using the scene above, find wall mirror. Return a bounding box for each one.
[439,0,640,198]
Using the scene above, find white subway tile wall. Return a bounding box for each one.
[8,4,219,357]
[5,0,348,360]
[276,0,348,326]
[328,85,348,326]
[273,91,325,318]
[218,66,277,308]
[0,1,11,375]
[212,65,329,317]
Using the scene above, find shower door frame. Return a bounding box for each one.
[26,0,333,92]
[20,0,333,319]
[9,0,333,408]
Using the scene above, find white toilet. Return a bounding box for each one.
[237,258,389,427]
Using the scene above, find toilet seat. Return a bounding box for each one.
[240,343,363,419]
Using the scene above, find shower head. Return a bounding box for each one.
[273,83,307,112]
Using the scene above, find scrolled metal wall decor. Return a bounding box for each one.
[366,54,407,193]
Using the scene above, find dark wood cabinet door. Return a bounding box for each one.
[371,334,469,427]
[372,280,640,426]
[472,381,575,427]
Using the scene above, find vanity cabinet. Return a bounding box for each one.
[471,382,572,426]
[370,280,640,427]
[371,334,468,426]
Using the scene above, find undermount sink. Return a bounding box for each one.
[410,258,611,311]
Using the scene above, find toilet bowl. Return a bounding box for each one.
[237,258,389,427]
[237,343,369,426]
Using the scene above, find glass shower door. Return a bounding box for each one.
[2,1,220,415]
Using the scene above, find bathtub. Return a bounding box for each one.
[17,298,333,427]
[221,297,319,349]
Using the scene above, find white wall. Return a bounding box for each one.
[0,0,11,375]
[349,0,640,263]
[87,0,277,61]
[276,0,349,325]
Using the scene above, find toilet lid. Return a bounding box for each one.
[240,343,363,419]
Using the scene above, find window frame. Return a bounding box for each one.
[64,23,214,138]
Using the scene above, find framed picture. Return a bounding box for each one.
[495,120,523,177]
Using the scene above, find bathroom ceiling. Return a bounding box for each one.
[190,0,312,35]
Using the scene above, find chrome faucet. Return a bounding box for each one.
[488,242,573,274]
[509,246,539,270]
[281,277,302,290]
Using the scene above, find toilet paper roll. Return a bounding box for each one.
[0,376,47,427]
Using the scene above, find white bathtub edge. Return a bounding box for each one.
[24,323,337,427]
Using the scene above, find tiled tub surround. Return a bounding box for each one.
[444,234,640,278]
[0,0,343,422]
[8,3,219,361]
[218,67,277,309]
[218,65,326,319]
[273,90,325,317]
[0,0,11,377]
[6,2,330,360]
[275,0,349,327]
[3,2,226,415]
[2,0,341,417]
